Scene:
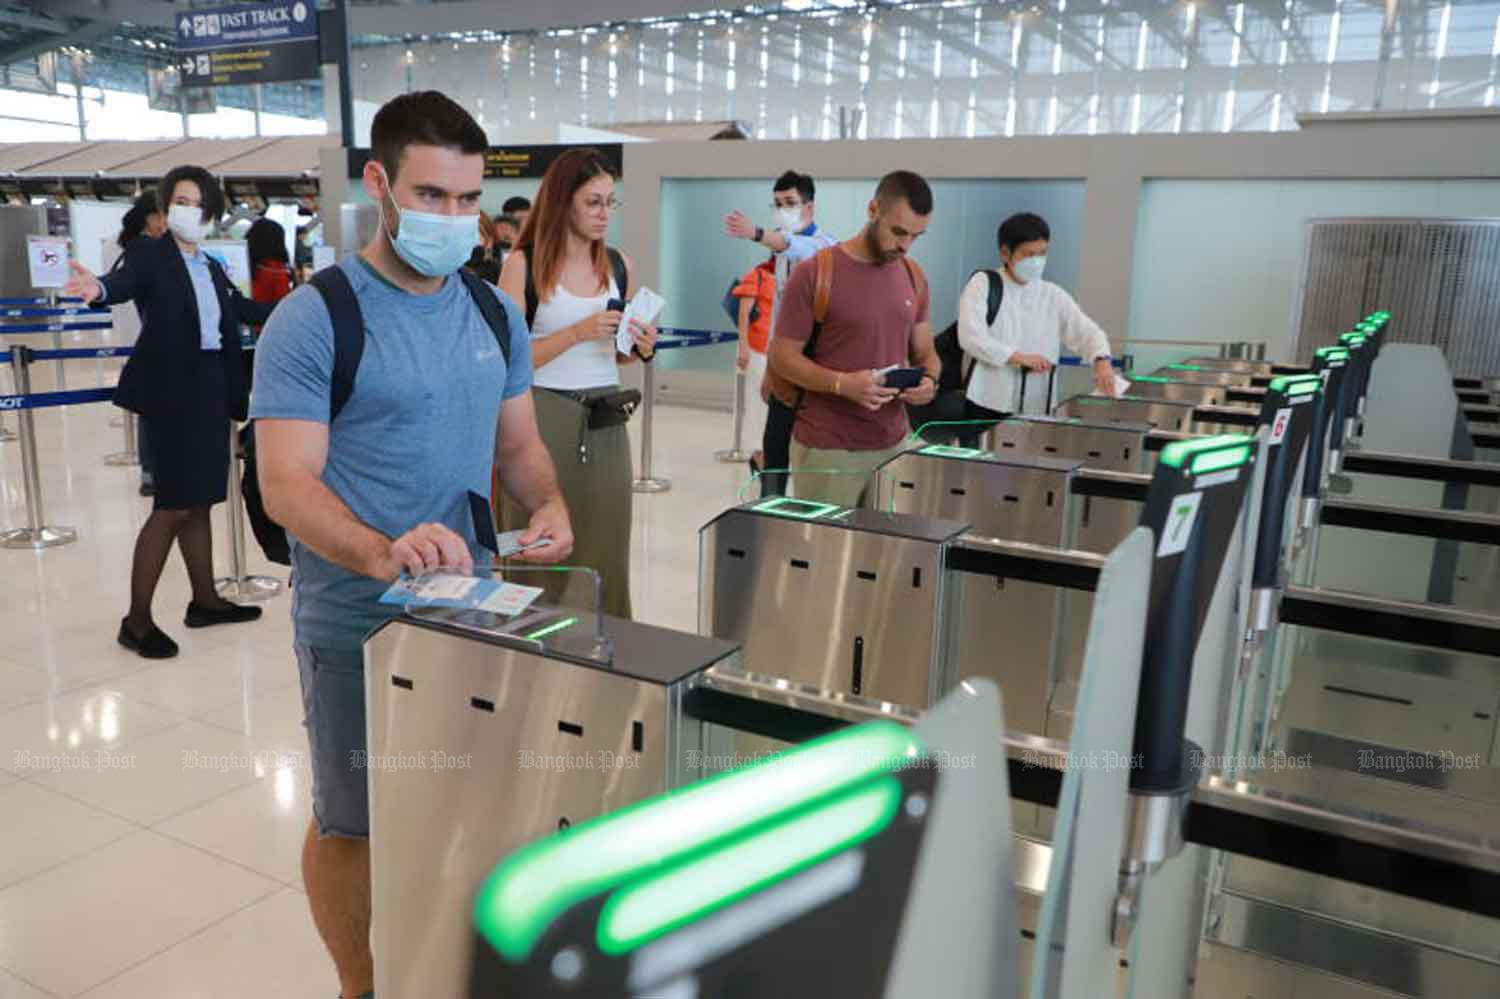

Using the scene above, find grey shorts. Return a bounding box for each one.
[295,642,369,840]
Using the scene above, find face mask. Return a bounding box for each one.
[495,240,513,253]
[167,203,213,244]
[378,169,479,278]
[1013,255,1047,284]
[774,206,803,233]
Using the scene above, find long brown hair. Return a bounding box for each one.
[518,147,617,301]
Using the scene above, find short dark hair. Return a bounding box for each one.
[502,195,532,214]
[158,165,224,224]
[772,170,815,203]
[246,217,289,270]
[874,170,932,216]
[370,91,488,184]
[998,212,1051,254]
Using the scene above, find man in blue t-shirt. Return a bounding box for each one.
[252,91,573,999]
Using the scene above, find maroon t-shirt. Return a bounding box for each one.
[773,246,931,451]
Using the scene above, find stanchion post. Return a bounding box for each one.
[215,422,283,602]
[0,345,77,549]
[103,410,140,466]
[714,368,752,463]
[47,290,66,390]
[631,362,671,493]
[0,349,16,443]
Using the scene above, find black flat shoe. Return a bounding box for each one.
[184,601,262,628]
[118,617,179,659]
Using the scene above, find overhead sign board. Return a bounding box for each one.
[176,0,320,88]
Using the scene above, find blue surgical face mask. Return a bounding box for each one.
[378,169,479,278]
[1013,255,1047,284]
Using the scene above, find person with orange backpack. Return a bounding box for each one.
[766,171,940,507]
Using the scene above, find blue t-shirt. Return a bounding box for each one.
[250,256,532,650]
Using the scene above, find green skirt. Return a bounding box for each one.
[499,386,634,620]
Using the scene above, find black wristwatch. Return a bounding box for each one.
[753,226,764,244]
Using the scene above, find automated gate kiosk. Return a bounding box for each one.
[1120,375,1228,407]
[1152,363,1257,388]
[866,449,1081,735]
[698,497,969,709]
[364,606,740,999]
[468,684,1023,999]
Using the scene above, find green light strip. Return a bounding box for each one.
[1132,375,1172,384]
[596,777,901,955]
[918,444,987,460]
[1315,346,1350,360]
[1268,374,1322,393]
[1167,363,1205,371]
[473,721,922,962]
[525,616,578,641]
[750,497,843,520]
[1158,433,1254,469]
[1190,444,1252,475]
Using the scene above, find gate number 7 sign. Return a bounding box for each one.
[1157,491,1203,558]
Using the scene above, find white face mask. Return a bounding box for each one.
[167,203,213,244]
[1012,255,1047,284]
[774,206,803,233]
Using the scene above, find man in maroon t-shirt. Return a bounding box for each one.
[768,171,940,506]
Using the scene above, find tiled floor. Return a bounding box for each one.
[0,358,747,997]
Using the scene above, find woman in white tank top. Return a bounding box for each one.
[497,148,657,619]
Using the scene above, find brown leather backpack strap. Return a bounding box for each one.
[812,246,835,326]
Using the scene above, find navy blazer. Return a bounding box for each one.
[102,234,275,422]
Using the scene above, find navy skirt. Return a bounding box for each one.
[142,349,231,511]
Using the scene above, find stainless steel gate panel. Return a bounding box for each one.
[868,450,1080,736]
[983,416,1151,474]
[1184,357,1283,375]
[1151,365,1256,387]
[366,610,738,999]
[699,502,967,710]
[1054,394,1200,432]
[1122,378,1228,406]
[868,447,1080,543]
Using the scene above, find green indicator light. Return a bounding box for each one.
[596,777,901,955]
[1190,444,1252,475]
[1315,346,1350,359]
[472,721,923,962]
[918,444,987,460]
[1269,374,1321,393]
[1132,375,1173,384]
[1167,363,1205,371]
[524,616,577,641]
[750,497,843,520]
[829,508,856,520]
[1159,433,1254,469]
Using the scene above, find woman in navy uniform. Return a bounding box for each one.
[67,165,277,659]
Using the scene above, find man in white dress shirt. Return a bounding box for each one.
[957,213,1117,442]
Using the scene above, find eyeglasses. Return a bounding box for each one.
[583,196,623,214]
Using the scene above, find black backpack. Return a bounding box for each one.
[523,246,629,328]
[241,266,514,567]
[933,268,1004,393]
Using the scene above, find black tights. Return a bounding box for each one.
[126,507,228,634]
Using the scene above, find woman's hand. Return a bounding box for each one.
[736,342,751,371]
[1009,352,1052,373]
[64,261,104,305]
[574,309,623,344]
[628,317,658,359]
[1093,358,1119,397]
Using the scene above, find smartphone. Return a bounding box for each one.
[606,298,626,313]
[879,366,925,390]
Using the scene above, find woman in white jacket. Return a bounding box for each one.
[957,213,1117,444]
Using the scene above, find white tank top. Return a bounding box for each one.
[531,272,622,391]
